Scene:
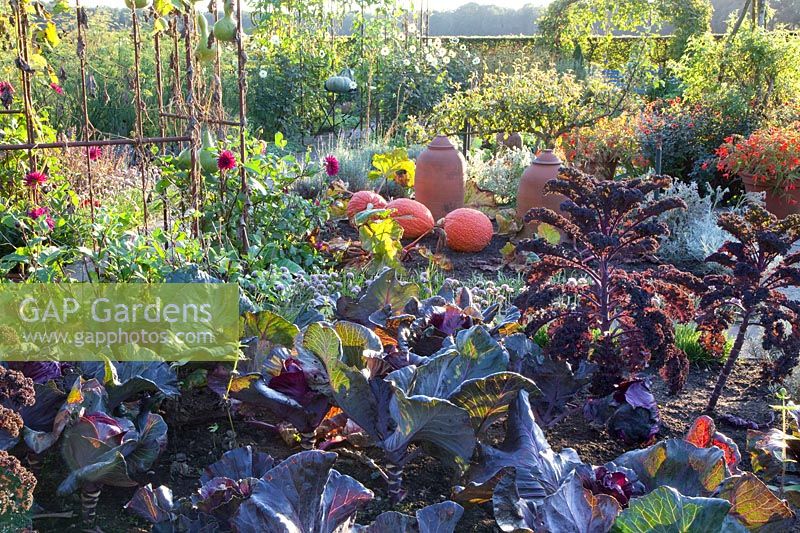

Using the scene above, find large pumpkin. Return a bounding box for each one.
[348,191,388,220]
[386,198,435,239]
[444,208,493,252]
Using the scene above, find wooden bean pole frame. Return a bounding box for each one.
[1,0,250,250]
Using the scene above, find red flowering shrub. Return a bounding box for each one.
[637,97,737,180]
[561,114,647,180]
[715,124,800,195]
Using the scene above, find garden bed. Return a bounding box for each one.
[30,359,777,532]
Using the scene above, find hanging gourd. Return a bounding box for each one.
[199,129,218,173]
[176,146,192,169]
[213,0,236,43]
[324,68,357,94]
[195,12,216,64]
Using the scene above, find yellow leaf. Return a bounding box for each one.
[153,0,173,16]
[537,223,561,245]
[28,53,48,70]
[464,180,498,217]
[43,22,60,47]
[496,208,521,236]
[47,65,59,85]
[228,374,259,393]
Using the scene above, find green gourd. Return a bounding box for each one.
[213,0,236,43]
[199,129,218,173]
[324,76,356,94]
[124,0,150,9]
[195,12,216,63]
[176,146,192,169]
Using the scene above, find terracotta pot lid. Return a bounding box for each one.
[428,135,456,150]
[534,149,562,166]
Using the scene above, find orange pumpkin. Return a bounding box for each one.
[386,198,435,239]
[444,208,493,252]
[347,191,388,220]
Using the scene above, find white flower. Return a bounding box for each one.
[425,53,435,63]
[349,81,358,90]
[443,56,451,65]
[260,45,268,53]
[433,38,442,47]
[465,50,471,58]
[436,46,447,57]
[472,56,481,65]
[448,49,457,58]
[459,43,467,51]
[319,49,326,58]
[269,34,280,46]
[258,69,268,78]
[449,37,459,44]
[380,46,390,57]
[402,58,411,66]
[408,45,417,54]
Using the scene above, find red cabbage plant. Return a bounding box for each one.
[514,168,702,394]
[699,206,800,412]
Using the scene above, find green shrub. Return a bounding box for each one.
[675,322,732,365]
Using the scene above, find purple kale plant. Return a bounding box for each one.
[698,206,800,411]
[514,167,703,394]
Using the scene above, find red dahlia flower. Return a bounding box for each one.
[217,150,236,171]
[324,154,339,177]
[24,171,48,188]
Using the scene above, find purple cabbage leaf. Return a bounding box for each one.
[57,409,167,496]
[231,450,373,533]
[461,389,583,505]
[77,359,179,408]
[583,379,660,445]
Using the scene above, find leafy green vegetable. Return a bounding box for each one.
[611,487,731,533]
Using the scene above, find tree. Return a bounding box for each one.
[537,0,712,61]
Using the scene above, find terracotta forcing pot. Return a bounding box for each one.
[516,149,565,235]
[414,135,466,221]
[496,132,523,150]
[741,173,800,218]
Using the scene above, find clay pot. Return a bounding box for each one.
[414,135,467,221]
[496,132,523,150]
[741,173,800,218]
[516,149,565,229]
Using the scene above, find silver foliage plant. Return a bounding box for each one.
[469,147,534,201]
[656,181,762,272]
